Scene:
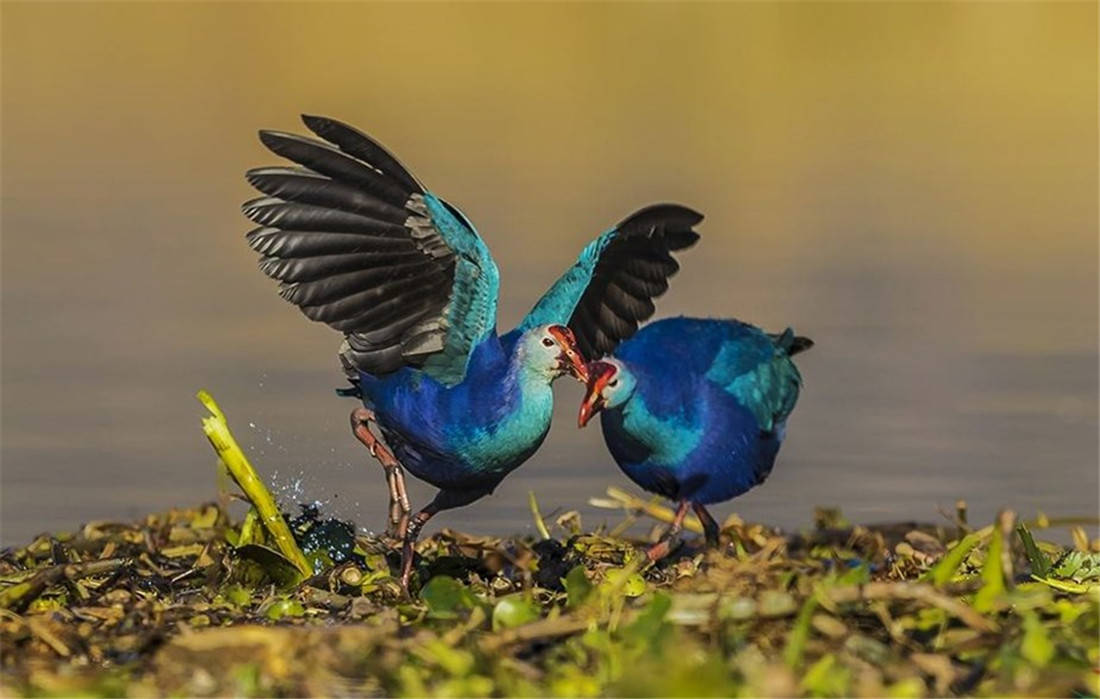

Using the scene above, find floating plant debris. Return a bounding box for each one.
[288,503,361,573]
[0,393,1096,697]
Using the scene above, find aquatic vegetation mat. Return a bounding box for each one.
[1,395,1097,697]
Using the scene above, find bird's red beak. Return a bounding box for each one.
[577,391,603,428]
[548,325,588,383]
[578,361,616,428]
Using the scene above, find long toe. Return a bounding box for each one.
[646,538,678,562]
[399,567,416,598]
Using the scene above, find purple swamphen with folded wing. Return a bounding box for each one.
[577,317,812,560]
[242,115,702,587]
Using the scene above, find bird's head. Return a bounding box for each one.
[578,358,635,427]
[521,324,589,383]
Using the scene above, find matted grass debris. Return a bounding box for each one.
[1,394,1096,697]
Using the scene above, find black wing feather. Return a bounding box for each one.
[568,204,702,359]
[246,228,419,257]
[246,167,410,224]
[259,251,427,283]
[243,115,465,376]
[301,114,424,194]
[278,261,445,307]
[257,130,411,206]
[243,197,410,236]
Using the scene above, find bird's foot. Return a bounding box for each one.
[645,535,682,562]
[645,500,692,562]
[398,507,436,597]
[385,466,411,541]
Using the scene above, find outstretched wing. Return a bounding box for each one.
[519,204,702,359]
[243,115,499,386]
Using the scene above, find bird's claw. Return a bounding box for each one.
[645,535,682,562]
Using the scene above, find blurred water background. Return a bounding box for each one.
[2,2,1096,545]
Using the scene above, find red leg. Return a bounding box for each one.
[398,488,488,595]
[646,500,692,561]
[350,408,410,539]
[400,504,439,594]
[389,467,411,539]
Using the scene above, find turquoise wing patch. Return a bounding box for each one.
[417,193,500,386]
[706,332,803,433]
[518,230,615,331]
[517,204,702,359]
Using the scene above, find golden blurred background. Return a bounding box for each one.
[2,2,1096,543]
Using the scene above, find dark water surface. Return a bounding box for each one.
[2,3,1097,545]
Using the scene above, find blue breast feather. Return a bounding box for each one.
[601,317,801,504]
[357,330,553,493]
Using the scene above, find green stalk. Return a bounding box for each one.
[197,390,312,579]
[528,491,551,541]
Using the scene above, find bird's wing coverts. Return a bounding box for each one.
[519,204,702,359]
[704,326,806,433]
[243,115,499,385]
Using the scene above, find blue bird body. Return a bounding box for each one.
[243,115,703,583]
[584,317,809,509]
[357,330,554,495]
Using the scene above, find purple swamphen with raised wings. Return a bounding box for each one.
[577,317,812,560]
[242,115,702,587]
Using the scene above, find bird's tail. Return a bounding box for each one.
[771,328,814,356]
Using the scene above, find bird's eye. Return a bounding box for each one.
[541,337,555,347]
[609,379,619,388]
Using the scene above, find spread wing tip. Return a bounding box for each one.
[615,204,704,253]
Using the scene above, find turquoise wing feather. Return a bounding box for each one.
[416,193,500,385]
[242,115,498,387]
[518,204,702,359]
[519,230,616,329]
[704,326,806,433]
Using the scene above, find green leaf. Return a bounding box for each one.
[305,549,334,575]
[420,575,476,619]
[220,584,251,607]
[885,677,926,698]
[974,523,1006,612]
[800,653,850,697]
[622,592,671,642]
[1030,575,1098,594]
[416,638,475,676]
[492,594,540,630]
[602,568,646,597]
[563,565,594,608]
[235,543,305,587]
[835,562,871,585]
[1020,611,1055,667]
[925,531,981,585]
[1053,551,1100,583]
[1016,524,1051,577]
[265,598,305,620]
[191,505,220,529]
[784,594,819,668]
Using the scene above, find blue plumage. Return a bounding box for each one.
[243,115,702,586]
[359,330,551,493]
[579,317,811,556]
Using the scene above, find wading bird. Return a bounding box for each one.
[577,317,812,560]
[242,115,702,587]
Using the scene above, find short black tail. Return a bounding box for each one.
[771,328,814,356]
[787,335,814,356]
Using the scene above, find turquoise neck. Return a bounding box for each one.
[618,392,703,468]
